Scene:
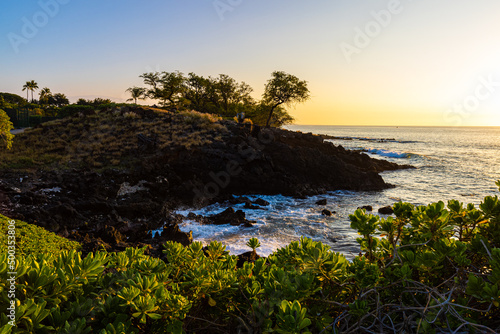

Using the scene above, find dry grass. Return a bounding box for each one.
[0,107,228,171]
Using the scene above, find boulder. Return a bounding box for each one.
[322,209,333,216]
[208,207,255,226]
[237,251,260,267]
[159,223,193,246]
[253,198,270,206]
[244,202,263,210]
[358,205,373,212]
[100,225,125,244]
[316,199,327,206]
[378,206,394,215]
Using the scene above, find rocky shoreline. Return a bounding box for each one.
[0,107,413,258]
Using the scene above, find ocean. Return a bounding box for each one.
[173,126,500,260]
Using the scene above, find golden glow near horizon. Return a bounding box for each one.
[280,1,500,127]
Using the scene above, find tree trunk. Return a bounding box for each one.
[265,103,281,128]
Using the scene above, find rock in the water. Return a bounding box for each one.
[358,205,373,212]
[244,202,263,210]
[160,222,193,246]
[229,196,251,205]
[378,206,394,214]
[208,207,255,226]
[322,209,332,216]
[316,199,327,205]
[253,198,270,206]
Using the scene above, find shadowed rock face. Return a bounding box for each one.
[0,114,412,257]
[162,123,412,205]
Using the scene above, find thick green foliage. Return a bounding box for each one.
[2,186,500,332]
[0,109,14,150]
[0,215,80,257]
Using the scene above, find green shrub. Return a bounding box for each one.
[0,109,14,150]
[0,215,80,257]
[58,105,94,118]
[2,184,500,333]
[28,115,42,127]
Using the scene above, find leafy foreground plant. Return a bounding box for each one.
[0,215,80,257]
[1,182,500,333]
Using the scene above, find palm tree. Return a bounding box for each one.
[126,86,146,104]
[22,80,39,102]
[22,82,30,101]
[39,87,52,105]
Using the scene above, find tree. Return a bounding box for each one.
[0,109,14,150]
[22,80,39,102]
[0,92,27,106]
[76,98,111,106]
[39,87,52,105]
[262,71,310,127]
[248,102,295,127]
[141,71,186,110]
[185,73,211,112]
[51,93,69,107]
[125,87,146,104]
[209,74,254,116]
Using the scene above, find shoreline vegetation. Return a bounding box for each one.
[1,181,500,332]
[1,100,498,331]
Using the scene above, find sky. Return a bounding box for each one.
[1,0,500,126]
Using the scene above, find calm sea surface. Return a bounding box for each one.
[172,126,500,259]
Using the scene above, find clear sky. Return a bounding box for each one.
[1,0,500,126]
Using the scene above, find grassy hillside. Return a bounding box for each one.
[0,106,226,171]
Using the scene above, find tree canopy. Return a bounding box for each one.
[136,70,309,127]
[0,92,27,106]
[0,109,14,150]
[22,80,39,102]
[262,71,310,127]
[126,87,147,104]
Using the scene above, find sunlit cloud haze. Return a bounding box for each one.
[1,0,500,126]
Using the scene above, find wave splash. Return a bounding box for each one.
[364,148,413,159]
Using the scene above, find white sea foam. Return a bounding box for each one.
[163,125,500,261]
[170,193,361,259]
[364,148,411,159]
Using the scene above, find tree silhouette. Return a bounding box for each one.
[262,71,310,128]
[22,80,39,102]
[140,71,186,109]
[52,93,69,107]
[126,87,146,104]
[39,87,52,105]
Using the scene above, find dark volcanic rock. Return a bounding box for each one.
[208,208,255,226]
[322,209,333,216]
[165,124,413,206]
[253,198,270,206]
[244,202,263,210]
[316,199,327,205]
[100,225,126,244]
[378,206,395,215]
[0,114,413,258]
[159,223,193,247]
[237,251,261,267]
[358,205,373,212]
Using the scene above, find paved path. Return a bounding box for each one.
[10,128,28,135]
